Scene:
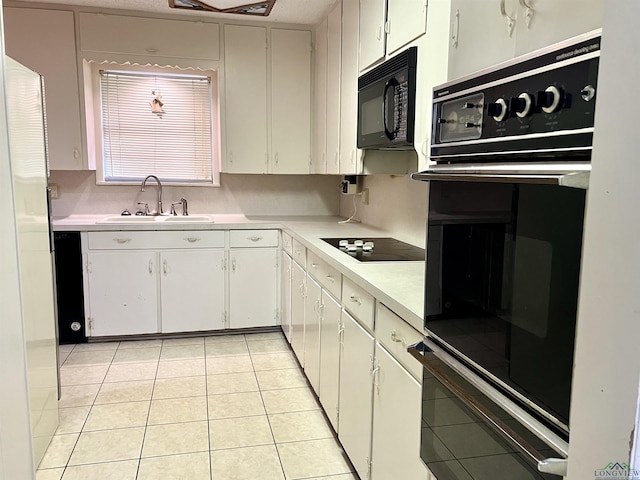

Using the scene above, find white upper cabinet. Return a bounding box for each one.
[4,8,84,170]
[359,0,387,71]
[449,0,604,80]
[224,25,269,173]
[78,13,220,66]
[326,3,342,175]
[224,25,311,174]
[339,0,363,175]
[312,18,328,174]
[386,0,428,55]
[271,29,312,174]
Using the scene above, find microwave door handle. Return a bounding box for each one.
[382,77,400,140]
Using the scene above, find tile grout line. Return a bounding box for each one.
[135,339,161,480]
[204,335,215,480]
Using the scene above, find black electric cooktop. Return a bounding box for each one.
[322,237,425,262]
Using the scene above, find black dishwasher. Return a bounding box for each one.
[54,232,87,344]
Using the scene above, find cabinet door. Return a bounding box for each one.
[359,0,387,71]
[513,0,604,56]
[4,8,84,170]
[160,250,225,333]
[312,18,328,174]
[224,25,268,173]
[340,0,363,175]
[338,310,375,480]
[282,253,293,342]
[371,344,428,480]
[304,276,322,393]
[229,248,278,328]
[325,3,342,175]
[291,261,306,363]
[386,0,428,55]
[319,291,342,430]
[271,29,312,174]
[448,0,516,80]
[87,251,158,336]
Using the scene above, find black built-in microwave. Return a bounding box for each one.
[357,47,417,150]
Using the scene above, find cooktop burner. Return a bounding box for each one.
[322,237,425,262]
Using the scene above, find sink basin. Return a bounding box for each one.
[96,214,214,224]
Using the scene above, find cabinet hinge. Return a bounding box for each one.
[275,309,279,321]
[366,456,372,480]
[222,311,228,327]
[88,317,94,333]
[223,257,228,271]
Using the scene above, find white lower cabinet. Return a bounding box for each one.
[371,343,428,480]
[160,250,225,333]
[229,247,278,328]
[304,275,322,392]
[290,261,307,364]
[86,250,159,336]
[281,252,293,341]
[338,310,375,480]
[319,290,342,430]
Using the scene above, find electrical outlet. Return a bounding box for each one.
[362,188,370,205]
[49,183,59,199]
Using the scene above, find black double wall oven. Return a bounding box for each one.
[410,30,601,480]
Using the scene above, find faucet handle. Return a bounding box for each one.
[136,202,150,216]
[170,201,182,216]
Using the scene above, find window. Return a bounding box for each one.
[87,63,220,186]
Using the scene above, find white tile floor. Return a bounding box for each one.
[40,332,358,480]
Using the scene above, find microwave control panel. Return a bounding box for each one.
[431,31,600,161]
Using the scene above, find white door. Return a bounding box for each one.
[160,250,225,333]
[448,0,516,80]
[271,29,312,174]
[291,261,306,365]
[4,8,84,170]
[282,253,293,341]
[325,2,342,175]
[229,248,278,328]
[304,276,322,394]
[386,0,428,55]
[223,25,268,173]
[371,344,428,480]
[319,291,342,430]
[338,310,375,480]
[87,251,159,336]
[312,18,328,174]
[359,0,387,71]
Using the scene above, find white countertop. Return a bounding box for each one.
[53,214,426,333]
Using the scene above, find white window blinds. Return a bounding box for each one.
[100,70,215,183]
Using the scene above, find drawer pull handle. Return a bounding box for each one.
[232,258,237,272]
[390,330,407,347]
[149,260,153,274]
[249,236,263,242]
[349,294,362,305]
[114,238,131,244]
[163,259,168,275]
[184,237,201,243]
[311,263,319,269]
[326,274,335,283]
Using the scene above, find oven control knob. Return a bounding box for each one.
[581,85,596,102]
[511,93,534,118]
[538,86,563,113]
[487,98,508,122]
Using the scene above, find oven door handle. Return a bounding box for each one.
[411,170,589,189]
[407,340,568,477]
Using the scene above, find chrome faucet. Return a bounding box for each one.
[140,175,163,215]
[170,197,189,216]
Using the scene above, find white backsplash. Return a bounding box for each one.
[50,171,342,217]
[339,174,428,248]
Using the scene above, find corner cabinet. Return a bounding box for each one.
[228,230,279,328]
[4,7,85,170]
[223,25,311,174]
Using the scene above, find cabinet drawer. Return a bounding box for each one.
[282,232,293,256]
[292,239,306,267]
[307,251,342,300]
[342,277,374,331]
[375,302,424,382]
[87,231,225,250]
[229,229,279,248]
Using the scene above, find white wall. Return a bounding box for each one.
[50,171,342,218]
[567,2,640,478]
[339,174,428,248]
[0,14,37,479]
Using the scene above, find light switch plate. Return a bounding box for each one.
[49,184,58,199]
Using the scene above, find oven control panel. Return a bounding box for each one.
[431,31,600,162]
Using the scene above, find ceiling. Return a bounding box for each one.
[10,0,337,25]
